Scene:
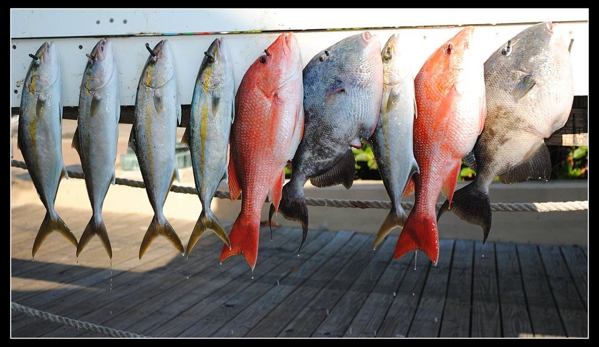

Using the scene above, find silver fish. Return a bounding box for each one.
[438,22,575,241]
[369,33,419,250]
[72,38,121,259]
[272,32,384,250]
[17,41,78,257]
[129,39,184,258]
[182,37,235,257]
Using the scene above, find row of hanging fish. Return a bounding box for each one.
[17,22,574,270]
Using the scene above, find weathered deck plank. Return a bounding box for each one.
[11,203,588,338]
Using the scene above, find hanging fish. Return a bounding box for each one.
[396,26,487,265]
[272,32,383,250]
[220,32,304,270]
[18,41,78,257]
[437,22,575,241]
[72,38,121,259]
[129,40,184,259]
[183,37,235,257]
[369,33,419,250]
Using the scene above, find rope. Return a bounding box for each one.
[11,302,147,338]
[10,159,588,213]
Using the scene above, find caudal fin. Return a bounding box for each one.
[77,216,112,259]
[394,211,439,265]
[32,212,78,258]
[437,182,491,242]
[373,206,407,250]
[186,210,231,257]
[220,216,260,270]
[139,217,184,259]
[274,183,309,253]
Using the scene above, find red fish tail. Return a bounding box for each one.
[394,212,440,265]
[220,216,260,270]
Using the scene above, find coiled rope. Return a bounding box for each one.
[11,302,146,338]
[10,160,588,213]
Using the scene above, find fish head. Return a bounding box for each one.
[26,41,61,94]
[303,31,383,138]
[84,38,117,92]
[141,39,175,89]
[242,32,303,98]
[199,37,235,92]
[382,33,413,86]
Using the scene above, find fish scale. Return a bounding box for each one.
[273,32,383,250]
[220,32,304,270]
[437,22,575,242]
[182,37,235,257]
[129,39,184,259]
[72,38,121,259]
[396,26,486,265]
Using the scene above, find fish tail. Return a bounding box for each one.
[437,182,491,242]
[275,184,309,253]
[186,210,231,257]
[32,212,78,258]
[373,206,407,250]
[77,216,113,259]
[139,217,184,259]
[394,211,439,265]
[220,216,260,270]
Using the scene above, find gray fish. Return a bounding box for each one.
[182,37,235,257]
[437,22,575,241]
[272,32,384,250]
[129,39,184,258]
[369,33,419,250]
[17,41,78,257]
[72,38,121,259]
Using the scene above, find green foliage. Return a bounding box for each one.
[552,146,588,179]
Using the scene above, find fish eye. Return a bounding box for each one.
[444,43,454,55]
[204,51,215,63]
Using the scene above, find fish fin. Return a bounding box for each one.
[91,93,101,117]
[512,74,536,101]
[275,183,309,253]
[324,77,345,100]
[172,168,180,184]
[350,138,362,148]
[153,93,164,114]
[402,175,416,197]
[441,160,462,207]
[437,182,491,242]
[373,207,407,250]
[186,210,231,257]
[212,95,221,116]
[394,212,439,265]
[499,142,552,183]
[181,125,190,147]
[71,127,81,156]
[32,212,78,258]
[227,158,241,201]
[310,148,355,189]
[35,95,46,119]
[128,126,137,153]
[220,215,260,270]
[139,217,184,259]
[462,151,477,172]
[77,216,113,259]
[269,171,285,212]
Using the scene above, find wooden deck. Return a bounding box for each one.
[10,203,588,338]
